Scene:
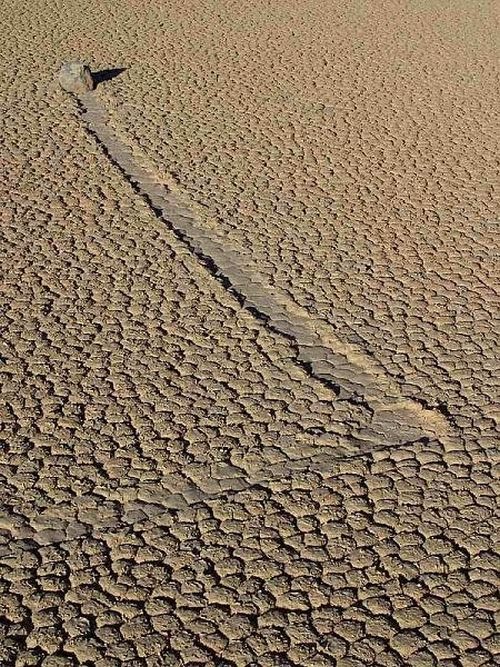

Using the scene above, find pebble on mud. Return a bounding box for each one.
[58,62,94,94]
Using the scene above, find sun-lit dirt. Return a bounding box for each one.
[1,1,499,665]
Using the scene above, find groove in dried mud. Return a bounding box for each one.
[3,97,460,547]
[75,93,456,487]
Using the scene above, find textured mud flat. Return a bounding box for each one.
[1,1,499,666]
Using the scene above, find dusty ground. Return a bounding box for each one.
[1,1,499,666]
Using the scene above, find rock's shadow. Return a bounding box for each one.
[93,67,127,86]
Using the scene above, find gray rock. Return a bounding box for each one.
[58,62,94,94]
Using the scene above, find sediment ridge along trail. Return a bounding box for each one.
[1,1,499,666]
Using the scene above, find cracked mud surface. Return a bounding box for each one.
[1,1,499,666]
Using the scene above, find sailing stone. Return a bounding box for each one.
[58,62,94,94]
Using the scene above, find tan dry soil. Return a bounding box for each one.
[1,1,499,666]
